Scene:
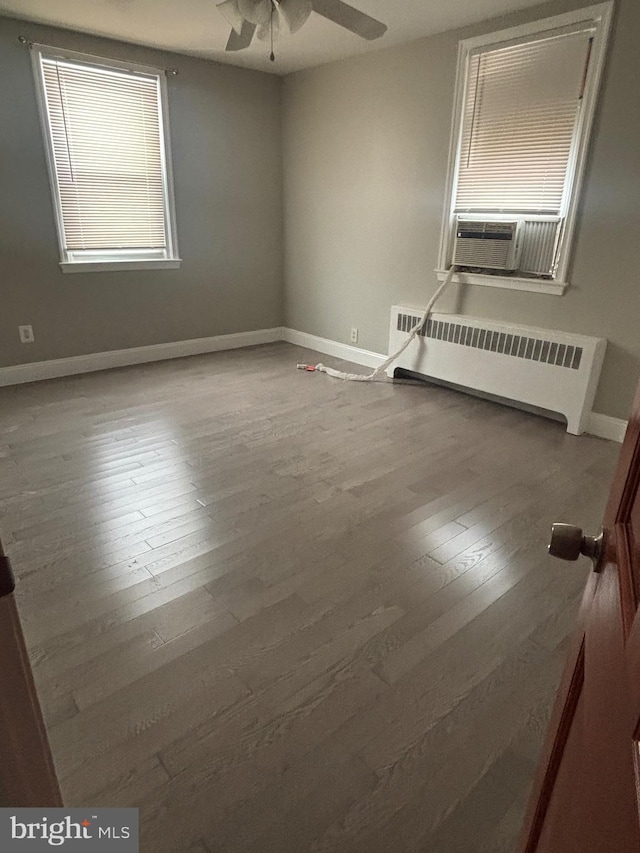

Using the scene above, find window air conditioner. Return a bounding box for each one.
[453,218,523,272]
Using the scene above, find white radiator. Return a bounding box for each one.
[388,308,606,435]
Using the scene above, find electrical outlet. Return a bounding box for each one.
[18,325,34,344]
[350,327,359,344]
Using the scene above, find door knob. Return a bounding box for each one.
[548,523,604,570]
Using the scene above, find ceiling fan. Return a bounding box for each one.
[218,0,387,59]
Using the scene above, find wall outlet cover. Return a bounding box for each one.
[18,325,34,344]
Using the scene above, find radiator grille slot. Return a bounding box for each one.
[396,314,582,370]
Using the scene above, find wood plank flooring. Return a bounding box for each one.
[0,342,620,852]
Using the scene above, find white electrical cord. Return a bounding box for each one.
[298,266,457,382]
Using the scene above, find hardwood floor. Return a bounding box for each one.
[0,342,619,852]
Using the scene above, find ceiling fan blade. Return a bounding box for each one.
[311,0,387,40]
[218,0,245,35]
[278,0,313,34]
[225,19,257,50]
[256,14,282,41]
[238,0,272,27]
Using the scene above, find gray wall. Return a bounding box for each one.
[2,3,638,421]
[283,0,640,421]
[0,15,283,366]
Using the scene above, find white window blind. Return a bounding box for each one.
[33,46,179,270]
[455,29,594,214]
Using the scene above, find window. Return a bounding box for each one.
[438,4,612,295]
[31,45,180,272]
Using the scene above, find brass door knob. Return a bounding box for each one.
[548,523,603,569]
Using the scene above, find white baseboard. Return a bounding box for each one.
[0,324,628,444]
[585,411,628,443]
[0,327,283,387]
[281,328,386,370]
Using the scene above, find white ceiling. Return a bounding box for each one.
[0,0,551,75]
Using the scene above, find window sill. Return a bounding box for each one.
[435,270,567,296]
[60,259,182,274]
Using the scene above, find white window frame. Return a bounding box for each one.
[436,3,613,296]
[31,44,181,273]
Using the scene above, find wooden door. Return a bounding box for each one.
[0,537,62,807]
[520,382,640,852]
